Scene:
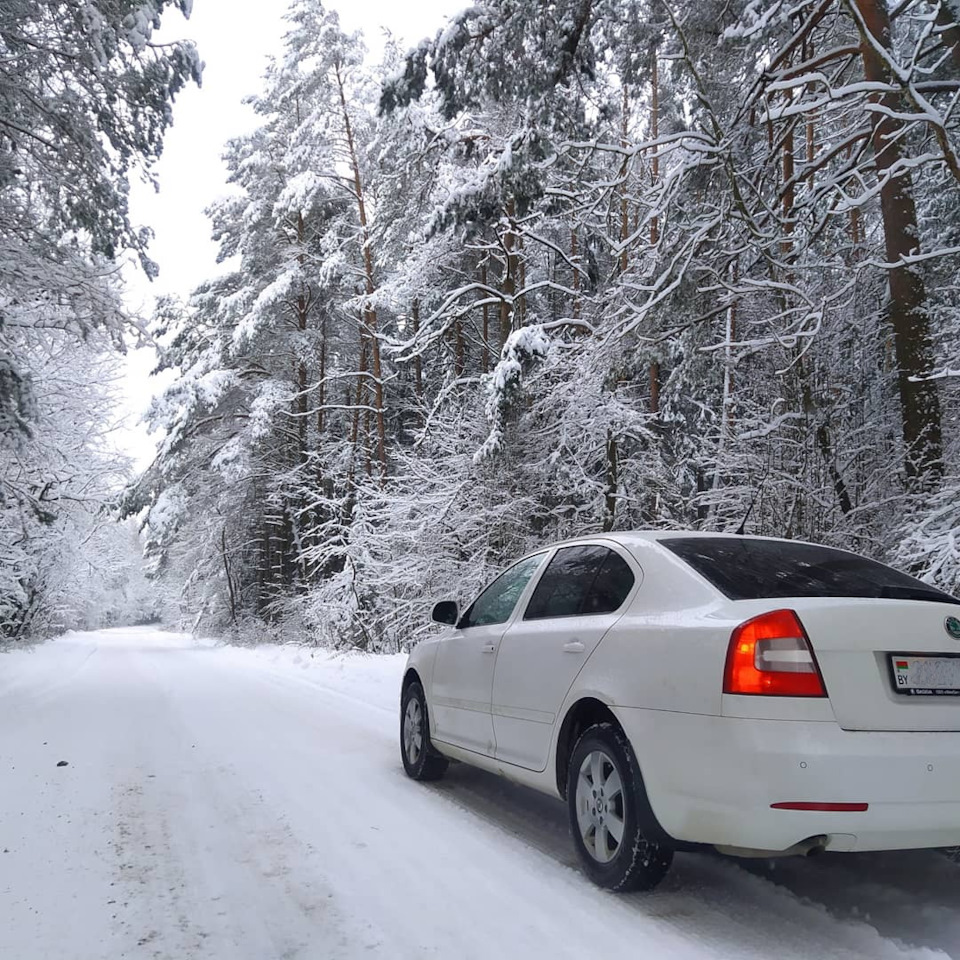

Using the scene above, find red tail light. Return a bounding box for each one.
[723,609,827,697]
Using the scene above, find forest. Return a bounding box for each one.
[4,0,960,649]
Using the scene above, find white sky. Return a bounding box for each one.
[120,0,463,467]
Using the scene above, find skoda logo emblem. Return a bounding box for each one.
[946,617,960,640]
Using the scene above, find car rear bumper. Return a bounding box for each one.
[616,706,960,853]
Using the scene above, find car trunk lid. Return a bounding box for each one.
[793,598,960,732]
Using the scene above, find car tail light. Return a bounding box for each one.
[723,609,827,697]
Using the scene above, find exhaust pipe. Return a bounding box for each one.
[714,835,829,859]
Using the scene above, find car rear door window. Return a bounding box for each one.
[524,546,635,620]
[460,553,546,628]
[584,549,635,614]
[663,537,960,604]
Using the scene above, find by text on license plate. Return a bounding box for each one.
[890,654,960,696]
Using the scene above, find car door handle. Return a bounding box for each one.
[563,641,585,653]
[481,643,498,654]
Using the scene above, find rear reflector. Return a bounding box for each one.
[771,802,868,812]
[723,609,827,697]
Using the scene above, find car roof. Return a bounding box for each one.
[544,529,810,549]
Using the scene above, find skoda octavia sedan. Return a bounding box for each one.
[399,531,960,891]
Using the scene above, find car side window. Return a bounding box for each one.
[583,549,635,614]
[524,545,634,620]
[460,553,546,629]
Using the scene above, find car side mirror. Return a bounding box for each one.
[431,600,459,626]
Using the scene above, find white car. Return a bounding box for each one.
[399,531,960,890]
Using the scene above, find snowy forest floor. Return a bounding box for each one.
[1,628,959,960]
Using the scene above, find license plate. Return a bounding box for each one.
[890,655,960,696]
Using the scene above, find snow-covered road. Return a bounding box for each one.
[1,628,958,960]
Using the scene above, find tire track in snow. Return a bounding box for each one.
[423,759,954,960]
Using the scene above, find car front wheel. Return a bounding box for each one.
[400,680,448,781]
[567,722,673,891]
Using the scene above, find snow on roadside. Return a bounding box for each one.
[196,638,408,717]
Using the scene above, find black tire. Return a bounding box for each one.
[566,722,673,892]
[400,680,448,781]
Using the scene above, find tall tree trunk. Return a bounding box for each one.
[516,234,526,327]
[781,109,795,257]
[454,318,465,377]
[363,351,372,480]
[803,34,816,192]
[602,428,618,532]
[571,228,581,320]
[349,333,368,488]
[222,525,238,626]
[851,0,943,485]
[619,83,630,275]
[411,299,423,398]
[649,50,660,247]
[480,263,491,372]
[500,200,518,349]
[335,62,388,480]
[723,263,737,437]
[295,212,309,464]
[649,49,661,416]
[317,312,327,436]
[845,144,863,254]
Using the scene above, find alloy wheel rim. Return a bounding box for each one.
[403,698,423,764]
[575,749,625,864]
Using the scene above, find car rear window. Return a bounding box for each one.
[663,537,960,605]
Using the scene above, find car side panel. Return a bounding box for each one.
[571,536,730,717]
[492,541,642,772]
[493,613,620,770]
[579,616,729,715]
[430,622,504,755]
[540,540,728,802]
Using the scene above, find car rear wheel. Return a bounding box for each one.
[400,680,448,781]
[567,722,673,891]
